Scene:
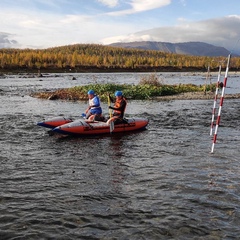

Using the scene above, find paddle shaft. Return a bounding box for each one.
[108,95,114,133]
[108,95,112,118]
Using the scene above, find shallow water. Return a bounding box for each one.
[1,72,240,239]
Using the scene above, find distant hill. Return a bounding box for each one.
[1,43,240,73]
[108,41,231,57]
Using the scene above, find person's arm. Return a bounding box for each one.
[108,94,114,103]
[85,105,91,113]
[110,99,126,111]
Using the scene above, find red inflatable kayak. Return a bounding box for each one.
[37,116,148,136]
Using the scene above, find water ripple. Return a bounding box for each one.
[1,74,240,239]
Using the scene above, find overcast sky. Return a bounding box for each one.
[0,0,240,54]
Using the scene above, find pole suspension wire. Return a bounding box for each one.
[230,38,240,55]
[204,65,211,94]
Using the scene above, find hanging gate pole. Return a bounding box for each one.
[204,65,211,94]
[210,64,222,136]
[211,54,231,153]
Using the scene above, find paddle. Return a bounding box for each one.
[108,95,114,133]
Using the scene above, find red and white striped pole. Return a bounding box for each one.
[211,54,231,153]
[210,64,222,136]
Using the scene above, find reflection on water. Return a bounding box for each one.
[0,73,240,239]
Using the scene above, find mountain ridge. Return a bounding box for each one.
[108,41,231,57]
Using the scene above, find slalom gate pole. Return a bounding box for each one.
[210,64,222,136]
[211,54,231,153]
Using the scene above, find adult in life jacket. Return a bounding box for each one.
[85,90,103,121]
[107,90,127,125]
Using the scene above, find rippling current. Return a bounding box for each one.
[1,72,240,239]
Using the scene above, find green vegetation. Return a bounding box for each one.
[1,44,239,72]
[32,74,215,100]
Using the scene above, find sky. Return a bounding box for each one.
[1,0,240,54]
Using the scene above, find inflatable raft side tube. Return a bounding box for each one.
[37,117,73,129]
[52,118,149,136]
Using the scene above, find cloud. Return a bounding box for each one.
[106,0,171,16]
[130,0,171,12]
[97,0,119,8]
[1,1,239,54]
[0,8,93,48]
[101,16,240,54]
[0,1,143,49]
[0,32,19,48]
[101,34,155,45]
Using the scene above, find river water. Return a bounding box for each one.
[1,72,240,239]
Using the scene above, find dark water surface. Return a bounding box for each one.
[1,72,240,239]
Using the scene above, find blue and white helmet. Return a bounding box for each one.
[87,89,95,95]
[115,90,123,97]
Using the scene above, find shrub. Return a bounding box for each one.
[139,73,163,86]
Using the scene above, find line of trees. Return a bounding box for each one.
[0,44,239,72]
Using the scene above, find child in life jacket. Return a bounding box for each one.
[85,90,103,121]
[107,90,127,125]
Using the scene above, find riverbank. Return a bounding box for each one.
[1,66,240,75]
